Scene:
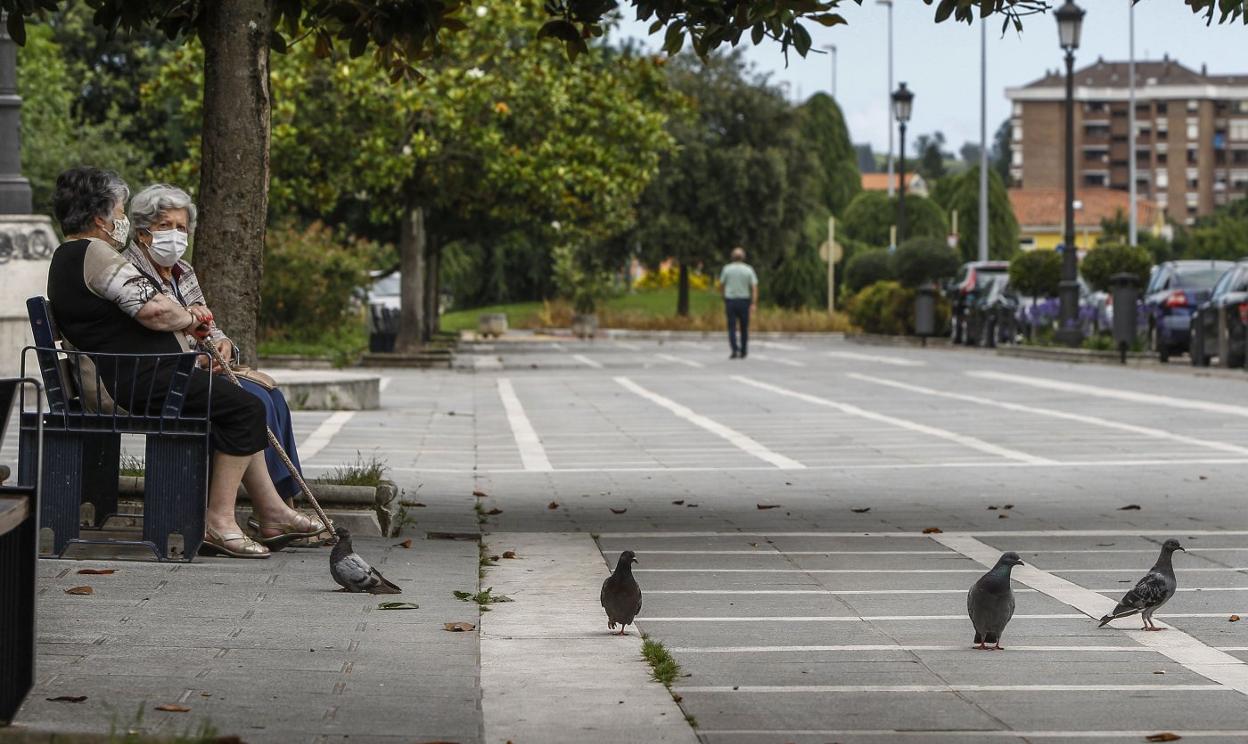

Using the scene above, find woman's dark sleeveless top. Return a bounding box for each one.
[46,239,181,356]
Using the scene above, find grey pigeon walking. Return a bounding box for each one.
[330,527,401,594]
[967,552,1024,650]
[1099,538,1184,630]
[601,550,642,636]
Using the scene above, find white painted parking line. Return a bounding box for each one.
[934,533,1248,697]
[751,353,805,367]
[613,341,642,351]
[675,340,712,350]
[853,373,1248,456]
[710,731,1248,740]
[473,355,503,370]
[655,353,704,368]
[571,354,602,369]
[825,351,925,366]
[647,587,1248,595]
[298,411,355,461]
[637,567,1247,573]
[615,377,804,470]
[757,341,802,351]
[736,376,1055,465]
[604,529,1248,538]
[636,548,1248,556]
[645,614,1239,622]
[496,378,553,472]
[669,645,1156,654]
[970,370,1248,418]
[676,684,1225,693]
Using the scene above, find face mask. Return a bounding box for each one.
[109,216,130,246]
[147,229,189,267]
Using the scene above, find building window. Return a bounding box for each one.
[1230,120,1248,140]
[1157,102,1169,114]
[1188,177,1200,189]
[1158,151,1168,165]
[1234,150,1248,165]
[1084,173,1107,187]
[1013,102,1023,117]
[1156,170,1169,188]
[1187,148,1199,165]
[1012,149,1023,167]
[1187,119,1200,140]
[1012,125,1023,142]
[1083,149,1107,163]
[1188,99,1200,112]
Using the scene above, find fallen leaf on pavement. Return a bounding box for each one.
[502,551,517,559]
[453,591,473,600]
[410,502,427,508]
[444,622,476,632]
[851,507,870,513]
[672,500,685,505]
[1002,504,1014,510]
[1118,504,1142,510]
[486,508,503,515]
[686,503,698,508]
[1231,615,1241,622]
[490,555,500,561]
[998,514,1009,519]
[394,539,413,549]
[986,506,998,510]
[76,569,115,575]
[1199,475,1208,480]
[1146,734,1182,742]
[922,527,943,534]
[757,504,780,510]
[610,507,627,514]
[547,501,559,510]
[64,586,93,595]
[46,696,87,703]
[155,704,191,713]
[473,490,490,498]
[377,602,419,610]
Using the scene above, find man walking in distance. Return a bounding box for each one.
[719,247,758,359]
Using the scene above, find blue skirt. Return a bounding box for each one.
[237,378,304,501]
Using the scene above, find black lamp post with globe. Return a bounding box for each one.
[1055,0,1085,346]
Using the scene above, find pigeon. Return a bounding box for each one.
[330,526,401,594]
[600,550,642,636]
[967,552,1024,650]
[1099,538,1184,631]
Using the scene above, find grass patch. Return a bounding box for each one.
[477,538,494,579]
[258,322,367,367]
[119,454,145,478]
[443,288,852,334]
[641,636,682,688]
[317,451,388,488]
[453,586,514,612]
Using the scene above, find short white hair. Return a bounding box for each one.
[731,247,746,261]
[129,183,198,237]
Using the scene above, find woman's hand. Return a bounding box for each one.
[188,304,213,325]
[212,339,235,373]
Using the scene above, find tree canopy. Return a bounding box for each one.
[841,190,949,248]
[929,164,1019,261]
[798,93,860,217]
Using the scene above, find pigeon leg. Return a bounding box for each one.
[975,642,989,650]
[992,643,1005,650]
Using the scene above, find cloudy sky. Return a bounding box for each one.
[615,1,1247,156]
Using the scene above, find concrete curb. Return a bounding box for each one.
[479,533,698,744]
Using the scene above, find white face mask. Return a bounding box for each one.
[147,229,189,267]
[109,216,130,247]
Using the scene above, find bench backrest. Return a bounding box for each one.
[25,298,70,414]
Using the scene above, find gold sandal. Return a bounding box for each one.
[201,528,271,559]
[247,511,327,548]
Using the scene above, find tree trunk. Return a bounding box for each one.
[423,237,441,342]
[395,193,426,353]
[195,0,272,363]
[677,262,690,317]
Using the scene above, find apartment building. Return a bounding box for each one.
[1006,56,1248,225]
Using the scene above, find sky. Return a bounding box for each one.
[614,1,1248,157]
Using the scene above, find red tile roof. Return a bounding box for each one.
[1008,188,1162,230]
[861,173,922,192]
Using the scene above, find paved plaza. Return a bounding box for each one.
[6,335,1248,743]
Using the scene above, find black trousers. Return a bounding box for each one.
[725,298,751,355]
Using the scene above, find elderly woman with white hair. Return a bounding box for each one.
[122,183,314,549]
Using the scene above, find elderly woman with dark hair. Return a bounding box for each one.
[46,167,324,558]
[122,184,307,523]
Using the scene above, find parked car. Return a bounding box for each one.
[948,261,1010,344]
[1190,260,1248,368]
[366,270,401,352]
[964,272,1019,347]
[1141,260,1232,362]
[1014,275,1101,341]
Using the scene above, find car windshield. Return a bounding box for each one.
[1174,267,1230,289]
[371,274,401,297]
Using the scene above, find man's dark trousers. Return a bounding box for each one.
[725,298,751,357]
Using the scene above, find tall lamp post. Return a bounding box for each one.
[892,82,913,246]
[823,44,837,99]
[878,0,895,197]
[1055,0,1085,347]
[0,12,33,214]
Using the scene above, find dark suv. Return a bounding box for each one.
[948,261,1010,344]
[1190,260,1248,368]
[1143,260,1232,362]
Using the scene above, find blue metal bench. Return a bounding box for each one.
[0,377,40,725]
[19,296,212,561]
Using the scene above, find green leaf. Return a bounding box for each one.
[791,22,812,57]
[662,23,685,55]
[270,30,288,55]
[452,590,472,600]
[648,19,664,35]
[377,601,419,610]
[934,0,959,23]
[811,13,847,27]
[6,11,26,47]
[537,19,580,42]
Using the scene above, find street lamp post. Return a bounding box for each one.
[0,12,33,214]
[823,44,837,99]
[1055,0,1085,347]
[878,0,895,197]
[892,82,913,246]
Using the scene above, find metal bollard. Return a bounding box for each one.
[1110,272,1140,364]
[914,282,937,345]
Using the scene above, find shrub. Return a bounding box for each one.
[848,280,951,336]
[841,190,949,247]
[894,236,960,288]
[261,220,388,342]
[1080,243,1152,292]
[1009,249,1062,299]
[844,248,895,295]
[634,265,711,291]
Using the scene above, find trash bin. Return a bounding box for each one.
[1110,272,1140,364]
[914,282,937,341]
